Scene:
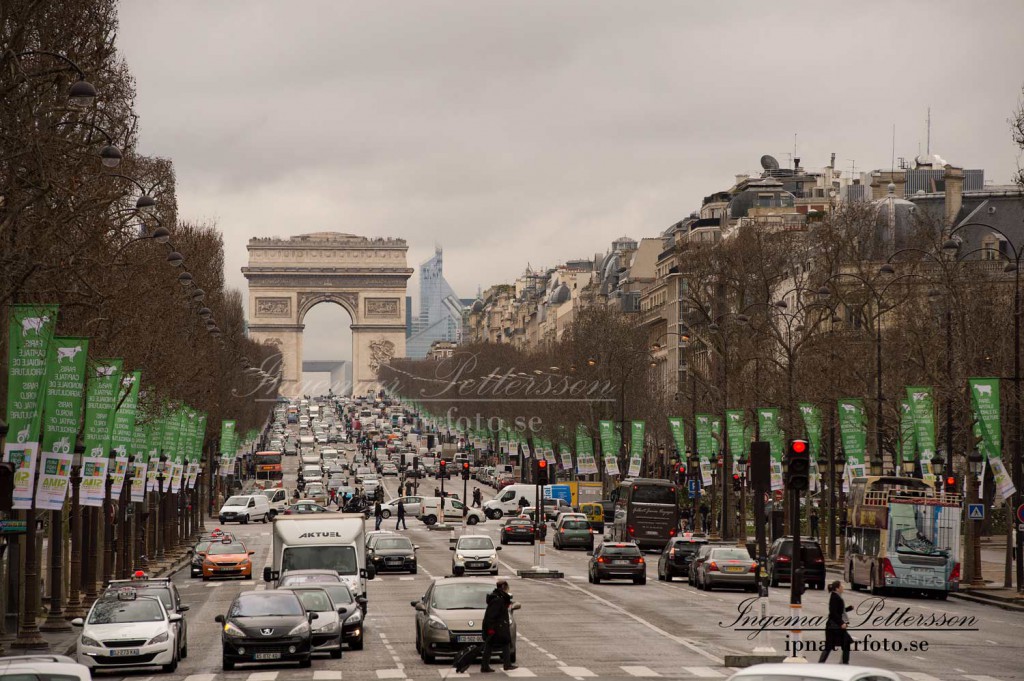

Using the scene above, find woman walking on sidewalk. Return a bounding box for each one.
[818,580,854,664]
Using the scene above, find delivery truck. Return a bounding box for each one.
[262,514,375,606]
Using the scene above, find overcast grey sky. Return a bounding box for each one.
[119,0,1024,368]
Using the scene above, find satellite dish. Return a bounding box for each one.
[760,155,780,171]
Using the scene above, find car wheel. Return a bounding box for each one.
[268,510,277,521]
[510,649,517,664]
[424,514,437,526]
[635,576,646,585]
[421,646,435,663]
[299,656,312,668]
[181,640,188,659]
[351,635,364,650]
[592,571,601,584]
[222,658,235,671]
[705,580,714,592]
[467,515,479,526]
[665,571,673,583]
[245,572,253,580]
[202,576,209,582]
[657,568,665,581]
[410,567,418,574]
[381,509,391,519]
[218,517,226,524]
[500,538,507,545]
[241,515,249,524]
[330,648,343,659]
[491,569,498,576]
[162,656,178,673]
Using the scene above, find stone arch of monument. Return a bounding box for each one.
[242,232,412,397]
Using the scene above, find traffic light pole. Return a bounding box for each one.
[785,439,809,661]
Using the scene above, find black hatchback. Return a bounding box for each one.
[216,590,315,670]
[656,534,708,582]
[766,536,826,590]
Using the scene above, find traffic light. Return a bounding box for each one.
[536,458,549,485]
[461,461,471,480]
[732,473,742,492]
[674,463,687,485]
[785,439,810,491]
[945,474,959,494]
[412,456,419,471]
[438,460,447,479]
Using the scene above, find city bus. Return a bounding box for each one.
[844,475,961,599]
[254,450,284,481]
[610,478,680,550]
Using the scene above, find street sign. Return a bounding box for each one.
[967,504,985,521]
[687,479,700,499]
[0,520,26,534]
[1016,503,1024,525]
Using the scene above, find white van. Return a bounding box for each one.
[218,493,272,524]
[260,487,294,517]
[419,496,486,526]
[482,484,543,520]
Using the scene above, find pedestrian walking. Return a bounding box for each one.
[374,499,383,531]
[699,503,710,533]
[818,580,854,664]
[810,508,820,540]
[456,579,517,673]
[396,498,407,530]
[472,487,482,508]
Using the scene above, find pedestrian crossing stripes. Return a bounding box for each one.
[903,674,942,681]
[681,669,723,678]
[620,667,660,677]
[313,673,344,680]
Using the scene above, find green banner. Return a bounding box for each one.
[898,400,916,468]
[837,398,867,466]
[668,417,686,456]
[575,425,597,475]
[628,421,644,476]
[81,359,122,507]
[798,403,822,458]
[36,337,89,510]
[220,420,236,476]
[109,371,141,497]
[144,420,162,495]
[906,387,937,462]
[5,304,59,509]
[130,412,149,503]
[725,410,745,460]
[969,378,1000,460]
[599,420,619,475]
[695,414,714,457]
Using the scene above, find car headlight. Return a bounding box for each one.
[288,621,311,636]
[455,554,466,561]
[239,558,251,565]
[223,622,246,638]
[316,620,339,633]
[344,609,363,624]
[147,631,169,645]
[427,616,448,631]
[80,634,102,647]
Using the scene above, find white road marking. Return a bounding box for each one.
[545,653,557,660]
[902,674,940,681]
[964,676,1004,681]
[504,668,536,677]
[559,667,595,678]
[184,676,217,681]
[247,673,279,681]
[683,668,724,678]
[985,640,998,645]
[314,672,344,680]
[536,647,548,653]
[205,582,223,588]
[399,576,415,581]
[438,671,471,679]
[378,670,406,679]
[621,667,660,677]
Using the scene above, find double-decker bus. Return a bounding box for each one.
[844,475,962,598]
[610,478,680,550]
[254,450,283,481]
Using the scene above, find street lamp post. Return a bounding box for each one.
[737,455,749,544]
[967,450,985,587]
[66,454,85,618]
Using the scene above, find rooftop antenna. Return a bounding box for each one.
[926,107,931,156]
[847,159,857,182]
[891,124,896,174]
[793,133,798,169]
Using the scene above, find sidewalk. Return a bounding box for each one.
[0,548,192,657]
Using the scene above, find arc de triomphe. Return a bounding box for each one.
[242,232,412,397]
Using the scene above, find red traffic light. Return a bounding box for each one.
[538,459,548,469]
[462,462,470,470]
[945,476,956,486]
[732,473,740,481]
[439,460,446,468]
[677,464,686,473]
[791,440,808,454]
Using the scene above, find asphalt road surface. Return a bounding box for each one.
[97,442,1024,681]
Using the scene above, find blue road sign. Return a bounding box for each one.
[1016,503,1024,525]
[687,479,700,499]
[967,503,985,521]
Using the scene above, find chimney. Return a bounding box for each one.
[944,165,964,229]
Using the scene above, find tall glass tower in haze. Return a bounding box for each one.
[406,247,464,358]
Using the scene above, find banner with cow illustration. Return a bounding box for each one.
[906,387,937,471]
[5,304,59,509]
[130,412,150,503]
[599,420,620,475]
[575,425,598,475]
[898,400,916,469]
[81,359,123,507]
[837,398,866,488]
[35,337,89,510]
[757,408,784,491]
[725,410,746,463]
[220,420,236,477]
[109,371,141,497]
[627,421,644,477]
[172,410,193,493]
[969,378,1015,501]
[668,417,687,457]
[798,403,822,490]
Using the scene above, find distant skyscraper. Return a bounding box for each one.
[406,247,464,359]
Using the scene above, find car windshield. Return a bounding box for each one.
[601,545,641,556]
[291,589,333,612]
[225,496,251,506]
[457,538,493,550]
[88,597,165,624]
[256,454,282,464]
[261,490,278,500]
[563,520,589,530]
[712,549,753,560]
[208,542,246,555]
[230,593,303,617]
[320,584,355,605]
[375,538,413,550]
[130,586,172,609]
[430,583,494,610]
[282,546,358,575]
[674,542,704,554]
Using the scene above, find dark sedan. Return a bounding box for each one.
[657,535,707,582]
[216,591,314,670]
[316,583,366,650]
[767,536,826,590]
[588,543,647,585]
[367,536,418,574]
[189,540,212,578]
[500,518,536,545]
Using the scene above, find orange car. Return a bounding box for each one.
[200,537,255,581]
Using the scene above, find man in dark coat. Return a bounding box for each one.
[374,500,383,531]
[396,498,407,530]
[479,580,516,672]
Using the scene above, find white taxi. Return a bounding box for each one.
[72,586,182,673]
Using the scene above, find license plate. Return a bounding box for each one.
[109,649,140,657]
[724,566,745,573]
[458,635,484,643]
[613,560,630,565]
[254,652,281,660]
